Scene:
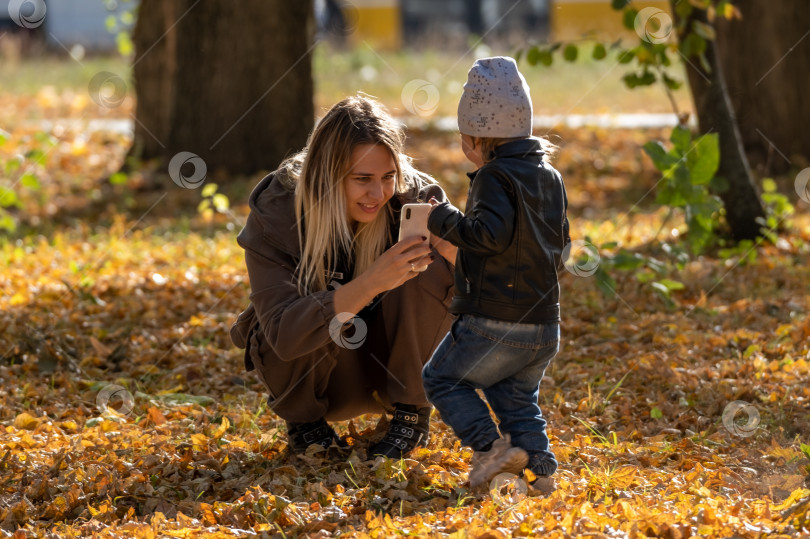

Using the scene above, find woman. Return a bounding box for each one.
[230,95,457,458]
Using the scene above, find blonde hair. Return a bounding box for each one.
[477,136,558,164]
[281,95,419,294]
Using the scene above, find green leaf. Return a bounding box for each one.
[662,72,682,90]
[623,69,656,89]
[0,128,9,146]
[612,250,646,271]
[669,125,692,154]
[563,44,578,62]
[622,8,638,31]
[643,141,678,171]
[800,443,810,460]
[645,256,667,274]
[212,193,230,212]
[650,281,672,297]
[526,46,541,66]
[680,33,706,59]
[650,407,663,419]
[592,43,607,60]
[5,157,21,175]
[538,49,553,67]
[0,212,16,232]
[201,183,218,198]
[197,199,211,213]
[657,279,685,292]
[692,20,716,41]
[710,174,729,193]
[595,267,617,298]
[675,1,693,20]
[0,186,20,208]
[688,133,720,185]
[116,32,134,56]
[20,173,40,190]
[618,49,635,64]
[26,148,46,165]
[109,172,128,185]
[761,178,777,193]
[635,269,656,283]
[105,14,117,32]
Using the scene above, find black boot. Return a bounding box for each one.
[286,418,346,453]
[369,404,431,458]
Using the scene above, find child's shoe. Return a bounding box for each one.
[526,452,557,494]
[468,436,529,489]
[529,475,556,495]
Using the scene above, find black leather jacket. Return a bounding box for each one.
[428,138,570,324]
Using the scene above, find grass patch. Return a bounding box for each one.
[0,42,692,119]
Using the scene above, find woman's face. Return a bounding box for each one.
[344,143,397,227]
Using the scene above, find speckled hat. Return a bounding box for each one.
[457,56,533,138]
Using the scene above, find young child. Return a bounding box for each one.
[423,56,570,493]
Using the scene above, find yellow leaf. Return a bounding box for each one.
[191,433,208,451]
[211,416,229,439]
[770,488,810,511]
[610,465,638,489]
[14,412,39,430]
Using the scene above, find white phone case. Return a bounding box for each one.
[398,203,431,271]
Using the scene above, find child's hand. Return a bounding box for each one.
[428,196,441,216]
[430,235,458,266]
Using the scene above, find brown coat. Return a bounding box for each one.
[230,170,455,422]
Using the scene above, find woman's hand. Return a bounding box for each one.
[366,235,434,290]
[333,236,434,316]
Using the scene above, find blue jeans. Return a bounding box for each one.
[422,314,559,476]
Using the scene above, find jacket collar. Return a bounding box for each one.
[466,137,545,181]
[493,137,545,160]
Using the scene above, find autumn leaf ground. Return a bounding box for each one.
[2,54,810,537]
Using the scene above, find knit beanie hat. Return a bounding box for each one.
[458,56,533,138]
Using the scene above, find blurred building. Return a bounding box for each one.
[550,0,672,41]
[1,0,666,55]
[0,0,132,52]
[317,0,551,49]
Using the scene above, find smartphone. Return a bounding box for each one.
[398,203,431,272]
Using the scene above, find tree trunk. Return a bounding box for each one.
[129,0,314,177]
[715,1,810,175]
[129,0,177,164]
[671,2,766,241]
